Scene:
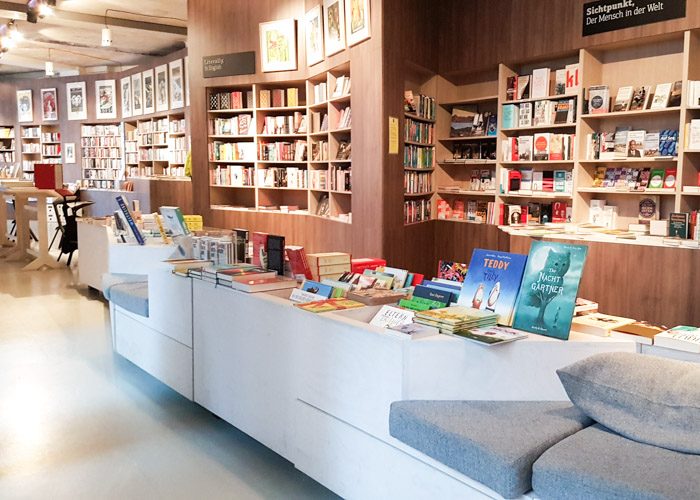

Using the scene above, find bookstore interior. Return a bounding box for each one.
[1,0,700,498]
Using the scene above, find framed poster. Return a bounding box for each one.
[64,143,76,164]
[323,0,346,57]
[155,64,169,112]
[66,82,87,121]
[143,69,155,114]
[41,88,58,121]
[16,90,33,123]
[259,19,298,72]
[120,76,131,118]
[169,59,184,109]
[131,73,143,116]
[95,79,117,119]
[345,0,371,46]
[305,6,324,66]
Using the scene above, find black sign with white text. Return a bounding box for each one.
[583,0,686,36]
[202,52,256,78]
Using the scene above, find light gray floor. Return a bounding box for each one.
[0,259,339,499]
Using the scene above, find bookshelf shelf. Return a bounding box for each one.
[439,135,495,142]
[308,131,329,137]
[437,189,496,196]
[577,187,677,195]
[309,101,328,110]
[440,95,498,108]
[579,158,677,164]
[501,192,573,199]
[208,135,255,140]
[405,140,435,147]
[208,108,255,114]
[580,107,681,119]
[257,106,307,112]
[501,160,575,165]
[328,94,351,105]
[439,159,497,165]
[404,167,434,172]
[404,191,435,197]
[681,191,700,196]
[258,133,308,139]
[330,127,352,134]
[505,94,576,106]
[501,123,576,133]
[404,113,435,124]
[210,159,255,164]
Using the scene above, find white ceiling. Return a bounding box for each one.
[0,0,187,76]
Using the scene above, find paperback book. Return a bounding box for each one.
[447,325,528,346]
[512,241,588,340]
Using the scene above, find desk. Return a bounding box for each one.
[0,186,59,270]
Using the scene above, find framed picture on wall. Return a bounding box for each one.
[16,89,33,123]
[305,5,324,66]
[169,59,184,109]
[95,79,117,119]
[184,56,190,107]
[259,19,298,72]
[345,0,371,46]
[143,69,155,114]
[64,142,76,164]
[66,82,87,121]
[155,64,169,112]
[131,73,143,116]
[323,0,346,57]
[41,88,58,122]
[121,77,131,118]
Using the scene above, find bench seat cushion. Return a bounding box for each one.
[389,401,593,499]
[109,282,149,317]
[533,424,700,500]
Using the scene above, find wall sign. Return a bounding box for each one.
[202,52,256,78]
[583,0,686,37]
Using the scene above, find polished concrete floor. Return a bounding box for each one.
[0,259,338,499]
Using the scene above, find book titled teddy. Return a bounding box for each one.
[512,241,588,340]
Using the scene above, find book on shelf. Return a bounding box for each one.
[588,85,610,114]
[512,240,588,340]
[115,195,145,245]
[286,246,313,280]
[610,321,664,345]
[629,85,652,111]
[626,130,645,158]
[565,64,580,96]
[667,80,682,108]
[414,306,498,333]
[533,133,550,161]
[437,260,468,283]
[570,313,636,337]
[554,69,567,95]
[517,75,530,100]
[612,86,634,112]
[228,275,298,293]
[669,212,689,238]
[688,80,700,107]
[518,102,532,128]
[650,82,672,109]
[332,75,351,97]
[159,206,190,237]
[654,325,700,353]
[531,68,550,99]
[450,106,477,137]
[506,76,517,101]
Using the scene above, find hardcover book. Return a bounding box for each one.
[437,260,468,282]
[369,305,415,328]
[629,85,651,111]
[669,212,689,238]
[531,68,550,99]
[448,325,528,346]
[457,249,528,326]
[654,326,700,353]
[294,298,365,313]
[512,241,589,340]
[588,85,610,114]
[650,82,672,109]
[266,234,286,276]
[116,195,145,245]
[450,106,477,137]
[517,75,530,100]
[533,133,550,161]
[612,86,634,112]
[570,313,636,337]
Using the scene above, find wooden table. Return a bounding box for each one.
[0,186,60,270]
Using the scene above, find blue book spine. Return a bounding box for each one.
[116,195,145,245]
[413,284,452,305]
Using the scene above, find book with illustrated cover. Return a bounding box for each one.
[612,86,634,112]
[457,249,528,326]
[369,305,415,329]
[650,82,672,109]
[517,75,530,100]
[228,275,297,293]
[626,130,645,158]
[116,195,145,245]
[570,313,636,337]
[555,69,567,95]
[654,326,700,353]
[629,85,651,111]
[668,80,683,107]
[437,260,468,282]
[588,85,610,114]
[294,298,365,313]
[450,106,477,137]
[512,241,588,340]
[448,325,529,346]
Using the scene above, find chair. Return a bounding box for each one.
[52,189,94,266]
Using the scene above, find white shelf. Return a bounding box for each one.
[581,107,681,119]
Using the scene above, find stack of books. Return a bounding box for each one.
[413,306,498,334]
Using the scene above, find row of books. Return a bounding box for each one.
[591,166,677,190]
[445,142,497,162]
[310,111,329,133]
[502,168,573,195]
[587,81,682,114]
[211,165,254,187]
[404,198,431,224]
[81,124,121,137]
[404,91,436,121]
[0,127,14,139]
[449,109,497,137]
[209,141,255,161]
[260,88,300,108]
[502,98,576,129]
[337,106,352,129]
[81,136,121,148]
[330,165,351,192]
[139,148,169,161]
[22,127,40,138]
[586,129,678,159]
[211,115,253,136]
[404,171,432,194]
[209,90,253,110]
[84,168,118,180]
[0,152,15,163]
[22,144,41,153]
[259,140,307,162]
[81,147,120,159]
[439,169,495,193]
[139,132,168,146]
[502,133,576,162]
[309,169,327,190]
[40,133,60,143]
[170,118,186,134]
[138,119,169,134]
[311,140,329,161]
[437,199,488,222]
[404,118,434,145]
[261,113,307,135]
[404,143,434,168]
[257,167,308,189]
[506,65,580,101]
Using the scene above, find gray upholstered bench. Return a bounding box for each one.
[102,273,149,317]
[389,400,593,498]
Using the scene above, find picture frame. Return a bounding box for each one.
[143,69,155,115]
[131,73,143,116]
[16,89,33,123]
[345,0,371,46]
[169,59,184,109]
[184,56,190,107]
[41,88,58,122]
[66,82,87,121]
[155,64,169,112]
[323,0,346,57]
[259,19,298,72]
[64,142,76,164]
[120,76,131,118]
[95,79,117,119]
[305,5,324,66]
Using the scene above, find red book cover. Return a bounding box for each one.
[286,246,313,280]
[411,273,425,286]
[511,137,519,162]
[552,202,567,223]
[498,202,505,225]
[252,232,268,267]
[520,205,529,224]
[34,163,63,190]
[351,258,386,273]
[272,89,285,107]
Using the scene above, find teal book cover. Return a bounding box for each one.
[512,241,588,340]
[457,249,528,326]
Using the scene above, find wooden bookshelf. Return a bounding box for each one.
[0,125,17,177]
[80,123,123,189]
[205,62,352,221]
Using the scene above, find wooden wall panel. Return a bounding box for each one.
[440,0,700,81]
[509,235,700,327]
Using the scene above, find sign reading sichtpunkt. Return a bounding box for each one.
[202,52,256,78]
[583,0,686,36]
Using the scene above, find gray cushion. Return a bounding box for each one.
[109,282,149,317]
[533,424,700,500]
[389,401,593,498]
[102,273,148,301]
[557,352,700,454]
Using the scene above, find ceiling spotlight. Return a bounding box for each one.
[27,0,55,23]
[7,21,23,42]
[102,26,111,47]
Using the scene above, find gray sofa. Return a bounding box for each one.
[390,352,700,499]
